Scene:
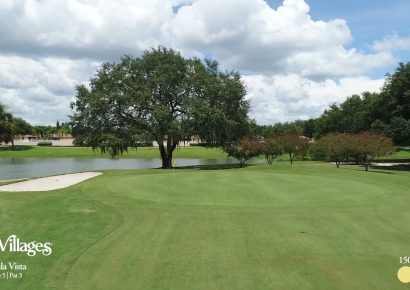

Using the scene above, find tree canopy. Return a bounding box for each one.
[0,103,13,145]
[223,137,261,168]
[312,62,410,144]
[310,132,394,171]
[248,62,410,145]
[0,104,34,148]
[71,47,250,168]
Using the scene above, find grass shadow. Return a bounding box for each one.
[397,147,410,152]
[0,145,35,152]
[172,163,255,170]
[343,165,395,174]
[375,158,410,163]
[370,164,410,171]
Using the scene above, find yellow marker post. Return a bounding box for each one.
[398,266,410,283]
[172,159,176,189]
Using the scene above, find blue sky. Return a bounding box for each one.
[0,0,409,125]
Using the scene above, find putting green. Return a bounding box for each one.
[109,171,388,206]
[0,162,408,290]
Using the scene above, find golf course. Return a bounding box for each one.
[0,161,409,289]
[1,1,409,288]
[0,146,228,159]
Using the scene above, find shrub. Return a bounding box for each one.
[348,132,394,171]
[309,142,328,161]
[277,134,309,165]
[189,142,208,147]
[37,141,52,146]
[313,133,351,168]
[136,142,153,147]
[312,132,394,171]
[223,137,261,167]
[261,138,283,164]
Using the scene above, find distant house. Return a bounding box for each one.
[14,134,74,146]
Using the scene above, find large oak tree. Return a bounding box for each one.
[71,47,250,168]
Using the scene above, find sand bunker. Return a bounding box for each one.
[0,172,102,192]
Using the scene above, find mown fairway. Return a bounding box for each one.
[0,145,226,159]
[0,162,409,289]
[1,145,409,160]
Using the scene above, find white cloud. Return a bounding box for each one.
[0,0,404,124]
[0,0,177,59]
[0,56,99,125]
[170,0,395,77]
[373,35,410,53]
[243,74,384,124]
[0,0,396,76]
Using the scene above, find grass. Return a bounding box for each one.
[1,145,409,161]
[0,145,227,159]
[379,147,410,161]
[0,162,409,289]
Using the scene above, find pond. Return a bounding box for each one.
[0,158,248,180]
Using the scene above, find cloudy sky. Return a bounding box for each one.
[0,0,409,125]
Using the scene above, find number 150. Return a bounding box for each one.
[400,257,410,264]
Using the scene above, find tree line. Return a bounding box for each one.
[224,133,309,167]
[310,132,394,171]
[0,104,71,148]
[223,131,393,171]
[251,62,410,145]
[0,104,32,148]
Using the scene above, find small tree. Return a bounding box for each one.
[298,138,310,161]
[223,137,261,168]
[0,103,14,147]
[314,133,350,168]
[262,138,283,164]
[12,117,32,136]
[277,134,309,165]
[349,132,394,171]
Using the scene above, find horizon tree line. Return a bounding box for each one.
[0,104,71,147]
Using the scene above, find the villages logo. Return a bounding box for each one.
[0,235,52,257]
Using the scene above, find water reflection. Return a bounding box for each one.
[0,158,242,180]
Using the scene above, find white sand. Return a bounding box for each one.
[372,162,410,166]
[0,172,102,192]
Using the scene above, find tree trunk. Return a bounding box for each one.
[363,155,369,171]
[11,139,15,149]
[161,152,172,169]
[158,136,177,169]
[289,153,293,165]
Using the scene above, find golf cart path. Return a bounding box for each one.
[0,172,102,192]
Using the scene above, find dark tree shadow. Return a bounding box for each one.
[397,147,410,152]
[370,164,410,171]
[347,168,394,174]
[178,163,253,170]
[155,163,255,170]
[375,158,410,163]
[0,145,34,151]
